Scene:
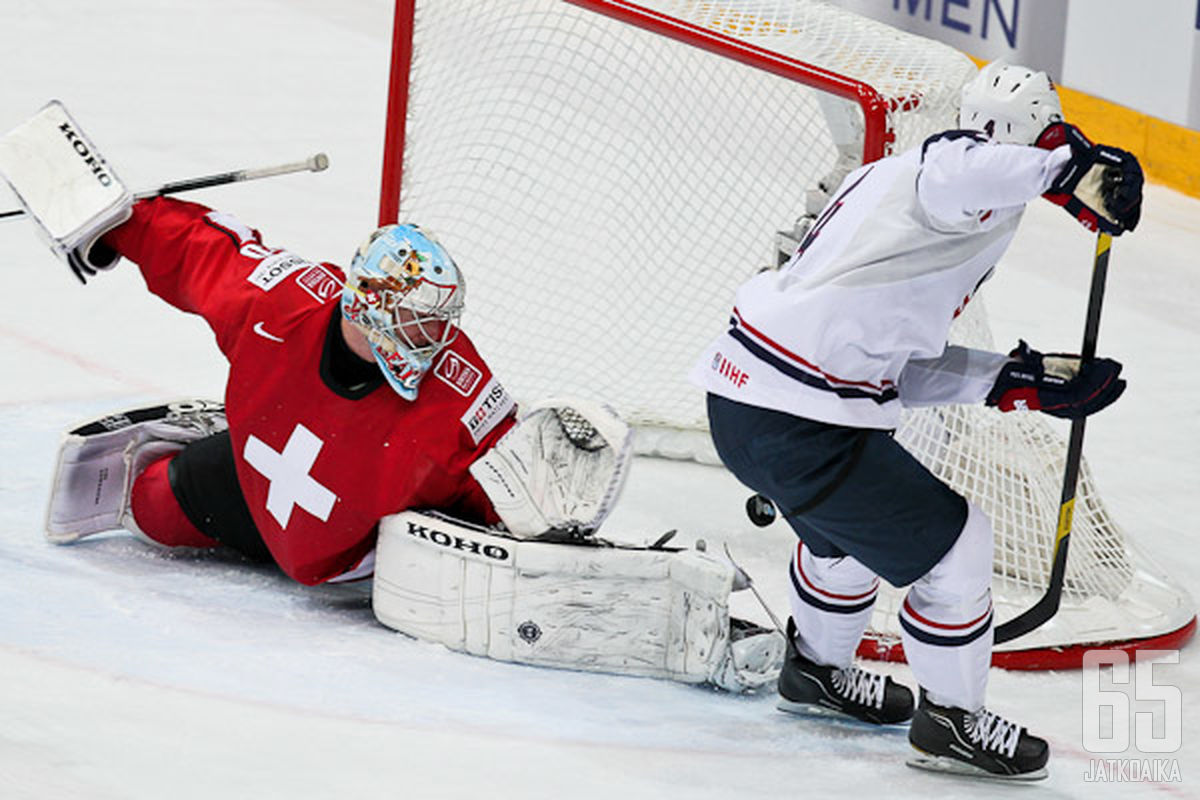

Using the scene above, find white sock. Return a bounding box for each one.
[787,541,879,668]
[899,502,994,711]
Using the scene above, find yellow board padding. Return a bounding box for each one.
[1059,85,1200,199]
[966,56,1200,199]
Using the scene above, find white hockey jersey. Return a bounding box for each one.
[690,132,1073,430]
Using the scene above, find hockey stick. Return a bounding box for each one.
[994,231,1113,645]
[0,152,329,221]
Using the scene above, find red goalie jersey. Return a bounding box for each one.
[107,198,516,585]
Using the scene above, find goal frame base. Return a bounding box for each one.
[857,615,1197,671]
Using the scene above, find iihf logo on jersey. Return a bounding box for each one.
[712,352,749,388]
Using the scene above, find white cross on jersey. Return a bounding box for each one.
[243,423,338,529]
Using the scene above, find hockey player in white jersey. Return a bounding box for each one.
[690,62,1142,780]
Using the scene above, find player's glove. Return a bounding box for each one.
[986,340,1126,419]
[1036,122,1143,236]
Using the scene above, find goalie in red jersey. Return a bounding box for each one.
[47,196,533,585]
[0,99,632,585]
[2,101,786,692]
[37,192,644,584]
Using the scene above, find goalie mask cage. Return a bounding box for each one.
[378,0,1195,669]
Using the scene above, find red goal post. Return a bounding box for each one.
[375,0,1195,669]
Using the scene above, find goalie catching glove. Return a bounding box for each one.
[986,340,1125,419]
[0,101,132,283]
[1036,122,1143,235]
[470,397,633,539]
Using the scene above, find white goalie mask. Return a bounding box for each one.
[341,223,465,400]
[958,61,1063,145]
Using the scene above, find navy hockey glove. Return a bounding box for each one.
[1036,122,1143,235]
[986,340,1126,419]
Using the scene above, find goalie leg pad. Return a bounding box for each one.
[45,400,227,544]
[372,511,784,691]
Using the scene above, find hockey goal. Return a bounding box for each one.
[377,0,1195,669]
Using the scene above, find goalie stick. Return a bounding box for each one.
[994,232,1113,644]
[0,152,329,221]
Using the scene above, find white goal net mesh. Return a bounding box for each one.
[390,0,1192,656]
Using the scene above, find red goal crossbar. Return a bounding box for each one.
[377,0,893,226]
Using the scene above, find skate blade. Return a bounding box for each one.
[776,699,909,729]
[906,754,1048,782]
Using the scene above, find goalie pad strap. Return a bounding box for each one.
[372,511,783,691]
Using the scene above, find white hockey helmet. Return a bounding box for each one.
[958,61,1063,145]
[341,223,465,400]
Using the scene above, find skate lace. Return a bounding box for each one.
[965,709,1021,758]
[830,668,885,709]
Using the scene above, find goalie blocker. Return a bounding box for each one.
[373,511,785,692]
[0,101,133,282]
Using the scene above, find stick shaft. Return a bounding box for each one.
[1,153,328,221]
[149,153,328,198]
[994,232,1112,645]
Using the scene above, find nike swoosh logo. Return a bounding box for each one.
[253,321,284,343]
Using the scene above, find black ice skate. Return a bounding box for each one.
[776,619,914,725]
[907,691,1049,781]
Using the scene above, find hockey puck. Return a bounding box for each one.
[745,494,777,527]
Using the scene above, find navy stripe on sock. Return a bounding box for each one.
[899,611,994,648]
[790,566,877,615]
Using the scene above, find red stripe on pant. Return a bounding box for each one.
[129,455,220,548]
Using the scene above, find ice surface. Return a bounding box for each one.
[1,2,1197,798]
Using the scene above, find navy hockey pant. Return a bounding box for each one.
[706,393,967,587]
